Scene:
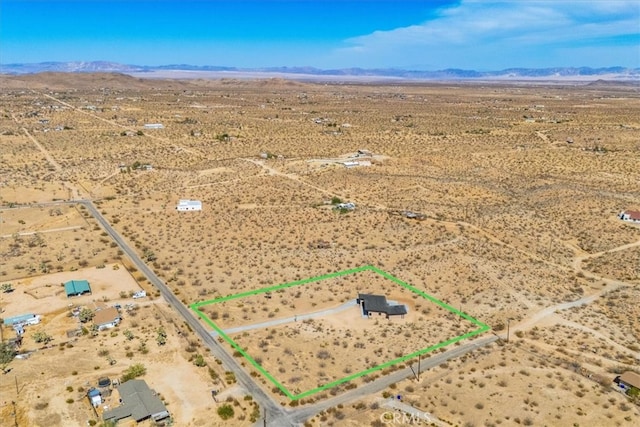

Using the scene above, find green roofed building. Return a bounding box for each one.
[64,280,91,297]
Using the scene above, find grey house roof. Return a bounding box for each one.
[103,379,169,423]
[358,293,408,317]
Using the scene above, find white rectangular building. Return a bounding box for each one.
[3,313,41,326]
[144,123,164,129]
[176,199,202,211]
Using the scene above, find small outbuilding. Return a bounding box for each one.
[64,280,91,298]
[176,199,202,211]
[87,388,102,407]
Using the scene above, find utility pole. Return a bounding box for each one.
[507,319,511,343]
[11,401,18,427]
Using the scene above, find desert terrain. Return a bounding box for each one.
[1,73,639,426]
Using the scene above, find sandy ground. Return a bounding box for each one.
[1,264,140,319]
[204,281,478,397]
[1,76,639,425]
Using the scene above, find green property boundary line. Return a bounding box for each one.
[189,265,490,400]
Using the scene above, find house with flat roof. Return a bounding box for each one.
[64,280,91,298]
[3,313,41,327]
[143,123,164,129]
[357,293,408,319]
[102,379,170,424]
[176,199,202,211]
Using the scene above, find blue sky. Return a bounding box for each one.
[1,0,638,70]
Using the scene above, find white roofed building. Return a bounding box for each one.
[144,123,164,129]
[176,199,202,211]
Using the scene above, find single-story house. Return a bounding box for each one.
[176,199,202,211]
[619,210,640,223]
[103,379,170,423]
[3,313,41,327]
[94,307,121,331]
[357,293,408,319]
[334,202,356,211]
[64,280,91,298]
[342,161,360,168]
[614,371,640,393]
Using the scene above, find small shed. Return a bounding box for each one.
[87,388,102,407]
[64,280,91,297]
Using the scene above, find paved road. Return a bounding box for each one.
[81,196,499,425]
[22,199,499,426]
[15,197,626,425]
[288,334,499,424]
[9,199,497,426]
[76,200,295,426]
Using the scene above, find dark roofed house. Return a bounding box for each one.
[357,293,407,319]
[103,379,169,423]
[64,280,91,298]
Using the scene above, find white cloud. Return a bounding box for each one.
[330,1,640,69]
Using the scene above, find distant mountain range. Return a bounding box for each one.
[1,61,639,81]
